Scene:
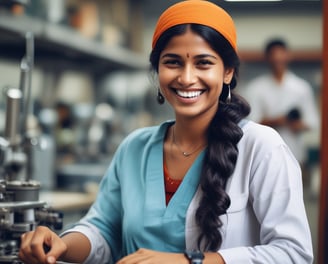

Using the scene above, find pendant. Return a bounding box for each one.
[182,152,191,157]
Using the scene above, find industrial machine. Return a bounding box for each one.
[0,33,63,263]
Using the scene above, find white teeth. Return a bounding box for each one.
[176,90,202,98]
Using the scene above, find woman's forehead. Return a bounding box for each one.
[161,30,218,56]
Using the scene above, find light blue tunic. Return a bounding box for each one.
[82,121,204,262]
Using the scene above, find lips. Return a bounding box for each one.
[173,88,206,99]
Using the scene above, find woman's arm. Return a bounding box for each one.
[19,138,126,264]
[218,139,313,263]
[59,232,91,263]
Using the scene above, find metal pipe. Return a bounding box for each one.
[20,32,34,132]
[19,57,29,134]
[4,88,22,146]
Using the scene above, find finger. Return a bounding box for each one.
[44,233,67,262]
[19,232,36,260]
[27,226,55,261]
[29,237,48,261]
[20,231,34,246]
[46,255,57,264]
[18,248,42,264]
[45,236,67,263]
[20,229,54,264]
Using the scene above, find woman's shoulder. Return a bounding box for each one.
[240,119,285,149]
[237,120,298,174]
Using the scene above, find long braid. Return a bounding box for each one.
[196,93,249,251]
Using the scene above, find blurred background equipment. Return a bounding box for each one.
[0,33,62,264]
[0,0,323,263]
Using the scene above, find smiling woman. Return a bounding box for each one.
[157,28,232,119]
[18,1,313,264]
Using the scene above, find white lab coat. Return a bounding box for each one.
[186,120,313,263]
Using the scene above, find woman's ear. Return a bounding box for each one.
[224,68,235,84]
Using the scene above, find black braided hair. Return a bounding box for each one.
[150,24,250,251]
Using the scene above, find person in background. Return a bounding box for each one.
[243,38,319,167]
[19,1,313,264]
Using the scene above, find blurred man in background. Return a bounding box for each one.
[244,38,319,172]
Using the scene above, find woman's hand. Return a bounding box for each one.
[19,226,67,264]
[117,248,189,264]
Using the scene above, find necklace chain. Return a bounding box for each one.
[172,126,206,157]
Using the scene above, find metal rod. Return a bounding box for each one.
[4,88,22,146]
[23,32,34,132]
[19,57,29,135]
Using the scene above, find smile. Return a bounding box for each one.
[173,89,206,99]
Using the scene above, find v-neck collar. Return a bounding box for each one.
[144,121,205,218]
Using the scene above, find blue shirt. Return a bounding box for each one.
[83,121,204,262]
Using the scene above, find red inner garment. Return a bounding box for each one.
[163,163,182,205]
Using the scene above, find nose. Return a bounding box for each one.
[177,64,197,87]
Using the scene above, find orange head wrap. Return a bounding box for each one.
[152,0,237,51]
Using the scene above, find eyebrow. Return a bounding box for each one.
[160,53,218,60]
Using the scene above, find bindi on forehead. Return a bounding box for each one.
[186,53,190,58]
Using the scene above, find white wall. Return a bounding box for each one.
[143,13,323,53]
[234,14,322,51]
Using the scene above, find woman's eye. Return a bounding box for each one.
[197,59,213,66]
[163,60,181,66]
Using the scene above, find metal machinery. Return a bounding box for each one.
[0,33,63,263]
